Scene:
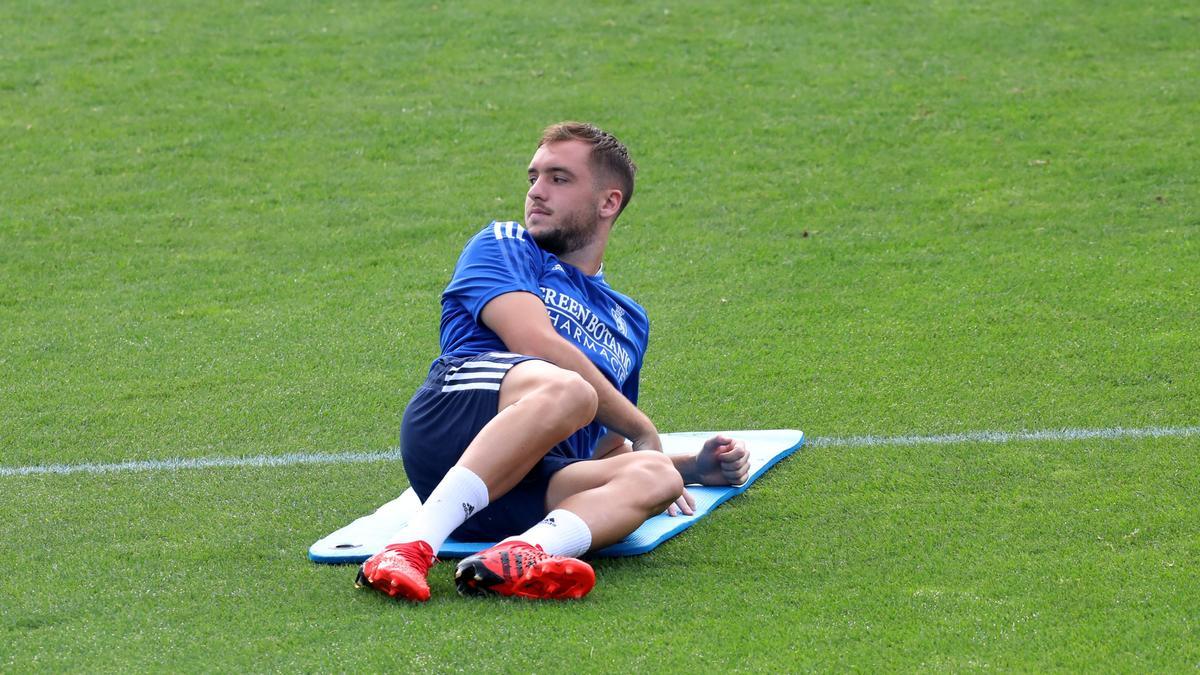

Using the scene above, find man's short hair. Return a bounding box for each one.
[539,122,637,217]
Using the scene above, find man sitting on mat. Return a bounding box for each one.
[356,121,749,602]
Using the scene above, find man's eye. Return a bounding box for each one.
[528,176,537,185]
[554,176,567,184]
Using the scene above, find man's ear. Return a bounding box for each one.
[598,188,623,220]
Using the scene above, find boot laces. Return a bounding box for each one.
[388,542,436,572]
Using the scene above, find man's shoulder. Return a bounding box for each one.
[456,220,543,260]
[481,220,528,242]
[465,220,535,245]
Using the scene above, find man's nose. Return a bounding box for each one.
[527,176,547,201]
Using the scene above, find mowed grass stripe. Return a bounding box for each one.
[4,423,1197,477]
[3,435,1197,671]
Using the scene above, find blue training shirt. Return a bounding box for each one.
[438,221,650,459]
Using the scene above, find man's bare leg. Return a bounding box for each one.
[379,359,596,548]
[452,449,682,599]
[543,451,683,549]
[358,360,597,601]
[457,359,598,499]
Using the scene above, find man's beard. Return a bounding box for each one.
[530,208,598,257]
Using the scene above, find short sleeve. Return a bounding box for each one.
[620,364,641,405]
[444,222,544,321]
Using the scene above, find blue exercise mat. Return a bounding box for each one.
[308,429,803,563]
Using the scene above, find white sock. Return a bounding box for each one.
[505,508,593,558]
[389,466,489,552]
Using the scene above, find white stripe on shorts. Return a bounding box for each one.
[451,360,516,372]
[440,352,528,392]
[441,382,503,393]
[446,370,506,382]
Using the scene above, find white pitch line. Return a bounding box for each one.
[2,425,1198,478]
[0,448,405,477]
[808,425,1200,448]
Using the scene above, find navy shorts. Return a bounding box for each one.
[400,351,589,541]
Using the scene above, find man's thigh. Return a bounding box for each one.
[400,352,593,539]
[399,352,542,499]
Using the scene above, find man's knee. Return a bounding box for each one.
[625,452,684,508]
[542,369,599,426]
[503,363,598,431]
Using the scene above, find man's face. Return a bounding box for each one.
[525,140,604,257]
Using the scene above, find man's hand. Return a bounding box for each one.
[692,435,750,486]
[666,488,696,517]
[664,435,749,516]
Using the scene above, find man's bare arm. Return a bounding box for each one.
[480,291,662,452]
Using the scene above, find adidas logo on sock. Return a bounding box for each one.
[462,502,476,518]
[542,517,557,527]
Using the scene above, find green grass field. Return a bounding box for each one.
[3,0,1198,670]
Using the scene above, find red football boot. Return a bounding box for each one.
[355,540,437,602]
[454,541,595,600]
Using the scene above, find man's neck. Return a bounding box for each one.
[558,250,603,276]
[556,231,610,276]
